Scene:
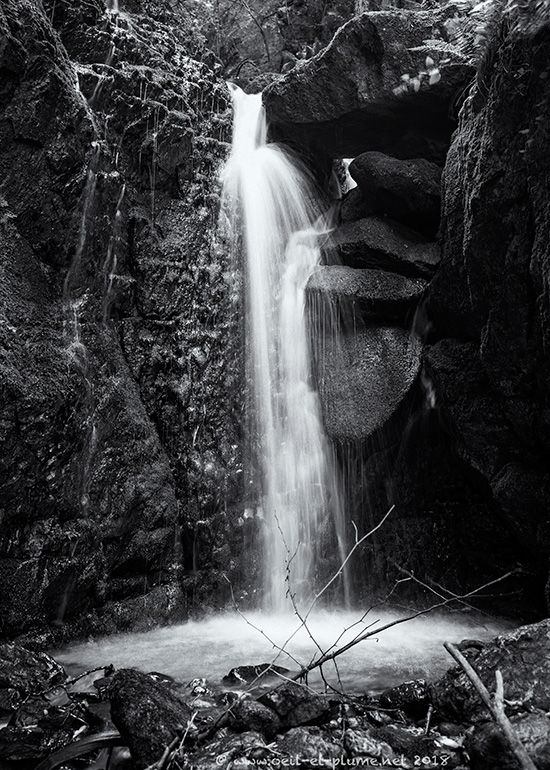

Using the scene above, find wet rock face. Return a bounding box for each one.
[264,10,473,159]
[379,679,430,719]
[0,0,242,639]
[222,664,291,687]
[425,21,550,609]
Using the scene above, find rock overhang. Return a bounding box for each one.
[262,10,474,162]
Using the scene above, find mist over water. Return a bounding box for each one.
[222,86,348,611]
[54,609,509,693]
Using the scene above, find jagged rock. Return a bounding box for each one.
[467,712,550,770]
[379,679,430,718]
[349,152,442,236]
[222,663,291,686]
[258,682,332,728]
[109,669,193,768]
[314,328,421,441]
[432,620,550,722]
[274,726,342,760]
[0,644,66,716]
[325,217,441,278]
[306,265,426,324]
[264,10,474,159]
[340,186,373,223]
[226,695,281,739]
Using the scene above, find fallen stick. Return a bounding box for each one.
[444,642,538,770]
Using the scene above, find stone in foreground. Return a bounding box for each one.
[258,682,332,728]
[222,663,291,686]
[432,619,550,721]
[0,644,65,716]
[467,712,550,770]
[227,694,281,739]
[109,669,193,768]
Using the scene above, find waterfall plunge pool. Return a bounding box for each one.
[53,609,509,694]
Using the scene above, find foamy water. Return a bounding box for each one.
[54,609,508,693]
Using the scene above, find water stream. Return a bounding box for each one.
[222,86,348,612]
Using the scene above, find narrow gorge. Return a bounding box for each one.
[1,0,549,768]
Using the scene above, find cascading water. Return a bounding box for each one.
[222,86,348,611]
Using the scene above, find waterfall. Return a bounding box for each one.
[222,86,348,611]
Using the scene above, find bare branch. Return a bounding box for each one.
[444,643,538,770]
[289,569,518,681]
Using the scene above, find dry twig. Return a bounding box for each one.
[444,642,538,770]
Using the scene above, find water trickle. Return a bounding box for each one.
[222,86,348,612]
[64,144,100,367]
[102,182,126,324]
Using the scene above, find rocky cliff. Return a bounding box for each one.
[0,0,243,641]
[426,13,550,610]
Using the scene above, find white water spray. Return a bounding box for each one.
[222,87,348,611]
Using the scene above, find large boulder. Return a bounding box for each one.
[264,10,473,159]
[314,327,421,441]
[306,265,426,324]
[349,152,442,236]
[325,217,441,278]
[109,669,194,768]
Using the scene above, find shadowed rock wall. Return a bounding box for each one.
[425,19,550,613]
[0,0,243,641]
